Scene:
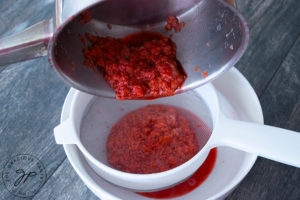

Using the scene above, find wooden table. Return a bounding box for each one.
[0,0,299,199]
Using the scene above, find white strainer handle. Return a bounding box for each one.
[213,113,300,168]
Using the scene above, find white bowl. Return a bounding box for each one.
[60,68,263,199]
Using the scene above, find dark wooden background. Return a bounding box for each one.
[0,0,299,199]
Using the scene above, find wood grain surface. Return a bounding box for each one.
[0,0,299,199]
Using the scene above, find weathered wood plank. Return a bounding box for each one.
[235,0,300,96]
[227,158,300,200]
[0,1,71,199]
[0,0,54,37]
[33,159,98,200]
[0,57,69,200]
[261,37,300,131]
[236,0,274,28]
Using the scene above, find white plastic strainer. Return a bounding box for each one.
[54,83,300,191]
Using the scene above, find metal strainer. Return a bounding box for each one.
[0,0,248,98]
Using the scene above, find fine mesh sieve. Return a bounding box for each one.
[54,83,218,191]
[80,91,214,168]
[54,83,300,191]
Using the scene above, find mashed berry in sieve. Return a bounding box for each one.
[83,31,186,100]
[106,104,199,174]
